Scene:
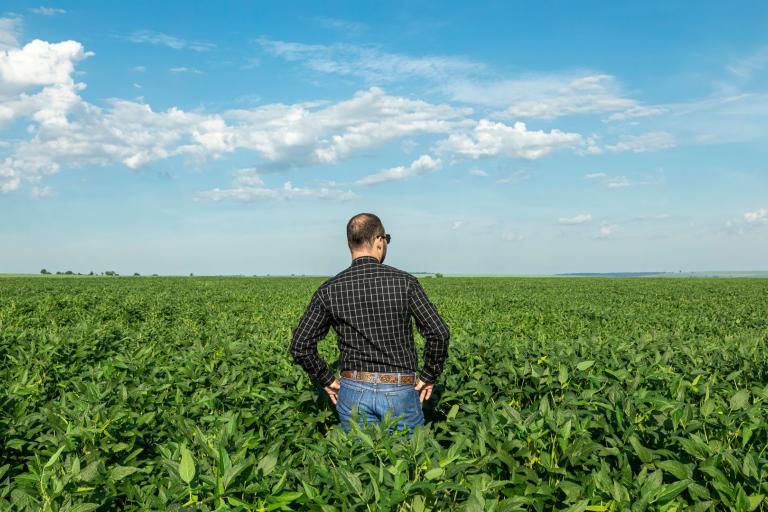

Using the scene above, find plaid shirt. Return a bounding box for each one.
[290,255,450,387]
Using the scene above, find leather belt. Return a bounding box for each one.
[340,370,416,384]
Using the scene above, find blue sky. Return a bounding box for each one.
[1,1,766,275]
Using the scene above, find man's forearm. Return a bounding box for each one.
[419,329,450,384]
[290,339,335,386]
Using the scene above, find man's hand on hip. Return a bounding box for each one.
[414,378,433,403]
[323,379,340,405]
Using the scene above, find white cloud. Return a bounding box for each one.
[0,16,22,49]
[451,220,464,230]
[597,224,618,237]
[559,213,592,225]
[726,45,768,81]
[132,65,146,72]
[495,170,528,184]
[632,213,673,222]
[744,207,767,224]
[0,37,93,140]
[0,161,20,192]
[584,172,607,179]
[122,30,215,52]
[314,17,367,35]
[354,154,441,186]
[169,66,202,74]
[601,131,676,154]
[30,7,66,16]
[501,232,524,241]
[468,168,488,177]
[0,39,92,89]
[1,73,466,192]
[447,74,655,120]
[438,119,582,159]
[256,37,484,83]
[31,185,54,197]
[197,181,357,202]
[233,167,264,186]
[606,105,667,122]
[604,176,632,188]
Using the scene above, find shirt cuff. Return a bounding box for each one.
[418,368,437,384]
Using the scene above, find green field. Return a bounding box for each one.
[1,277,767,511]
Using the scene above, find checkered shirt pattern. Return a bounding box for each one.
[290,255,450,387]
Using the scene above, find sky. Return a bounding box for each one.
[1,1,767,275]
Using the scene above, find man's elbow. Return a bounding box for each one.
[289,335,304,361]
[437,323,450,343]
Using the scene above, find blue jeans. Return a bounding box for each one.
[335,374,425,435]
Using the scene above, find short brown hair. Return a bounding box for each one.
[347,213,384,249]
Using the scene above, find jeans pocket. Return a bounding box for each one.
[336,382,364,415]
[384,386,422,420]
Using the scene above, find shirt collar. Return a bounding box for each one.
[351,255,380,266]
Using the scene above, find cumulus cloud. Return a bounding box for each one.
[468,168,488,177]
[559,213,592,225]
[0,39,92,90]
[438,119,582,159]
[1,67,466,192]
[354,154,441,186]
[256,37,483,83]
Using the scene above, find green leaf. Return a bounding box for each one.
[257,453,277,477]
[44,446,66,468]
[747,494,765,512]
[656,460,691,480]
[425,467,444,480]
[650,479,690,504]
[447,404,459,420]
[179,445,195,484]
[68,504,101,512]
[576,360,595,371]
[110,465,141,482]
[730,389,750,410]
[628,436,654,463]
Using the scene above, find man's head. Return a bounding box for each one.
[347,212,388,263]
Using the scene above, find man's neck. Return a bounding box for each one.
[351,253,380,262]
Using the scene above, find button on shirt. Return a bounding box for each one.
[290,255,450,387]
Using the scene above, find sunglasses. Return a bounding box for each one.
[377,233,391,244]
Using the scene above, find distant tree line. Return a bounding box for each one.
[39,269,161,277]
[40,269,126,276]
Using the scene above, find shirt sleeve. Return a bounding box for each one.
[407,276,450,384]
[290,288,335,387]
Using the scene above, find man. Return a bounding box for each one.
[290,213,450,435]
